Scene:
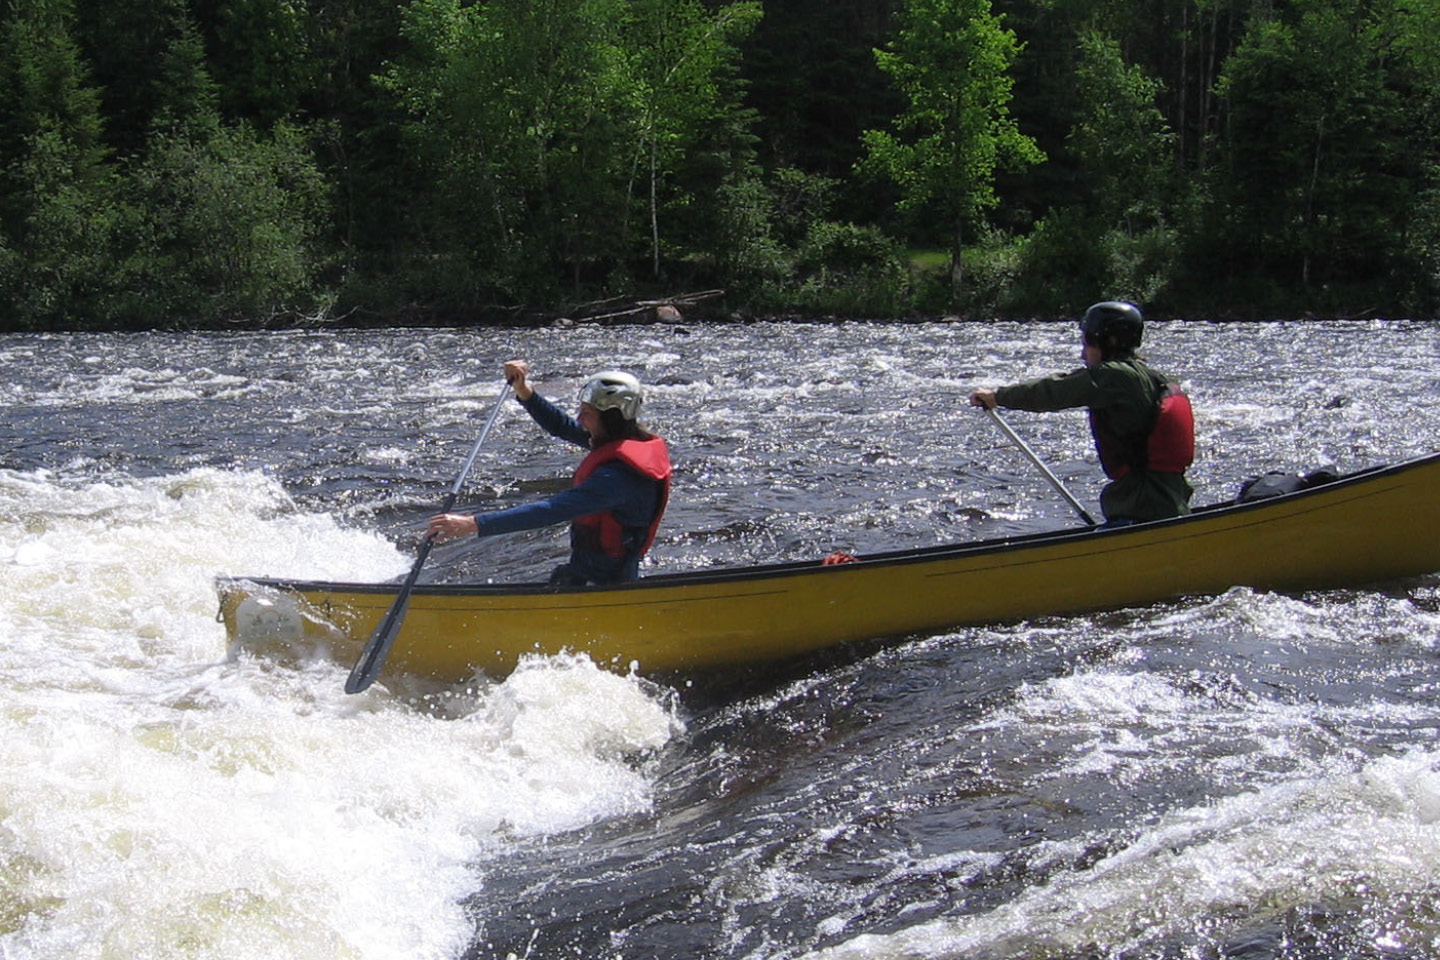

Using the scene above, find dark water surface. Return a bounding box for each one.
[1,320,1438,960]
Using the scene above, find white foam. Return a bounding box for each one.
[809,748,1440,960]
[0,468,681,960]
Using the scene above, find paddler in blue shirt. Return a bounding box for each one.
[428,361,672,585]
[969,301,1195,525]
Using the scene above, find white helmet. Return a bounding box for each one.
[579,370,644,420]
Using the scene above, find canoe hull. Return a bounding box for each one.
[217,454,1440,684]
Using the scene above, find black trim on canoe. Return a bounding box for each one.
[216,453,1437,598]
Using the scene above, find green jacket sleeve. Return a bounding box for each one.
[994,367,1100,412]
[996,361,1162,438]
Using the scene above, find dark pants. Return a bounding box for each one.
[547,561,632,587]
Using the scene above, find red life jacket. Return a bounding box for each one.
[571,436,671,560]
[1090,373,1194,480]
[1147,384,1195,473]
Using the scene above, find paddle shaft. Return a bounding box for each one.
[983,406,1098,526]
[344,382,513,694]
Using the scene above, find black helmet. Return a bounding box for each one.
[1080,301,1144,355]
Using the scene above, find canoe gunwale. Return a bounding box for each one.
[216,453,1433,600]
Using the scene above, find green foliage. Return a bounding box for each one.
[1012,29,1182,310]
[123,121,329,325]
[0,0,121,328]
[738,0,902,226]
[718,165,911,316]
[1205,0,1418,302]
[71,0,190,158]
[4,125,128,328]
[204,0,313,128]
[1067,30,1175,231]
[150,11,222,137]
[0,0,107,178]
[789,221,909,316]
[765,167,840,248]
[859,0,1044,303]
[1402,164,1440,314]
[5,0,1440,326]
[370,0,573,299]
[89,10,334,328]
[1008,207,1108,314]
[708,170,790,292]
[376,0,761,307]
[952,228,1023,315]
[620,0,764,276]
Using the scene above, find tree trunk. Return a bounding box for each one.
[1304,113,1325,288]
[950,218,965,303]
[650,137,661,278]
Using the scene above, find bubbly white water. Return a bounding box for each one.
[810,746,1440,959]
[3,319,1440,959]
[0,467,679,960]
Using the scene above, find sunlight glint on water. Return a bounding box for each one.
[0,320,1438,959]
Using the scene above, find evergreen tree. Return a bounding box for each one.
[1023,29,1179,308]
[73,0,192,158]
[124,10,329,324]
[1204,0,1416,309]
[0,0,121,328]
[191,0,312,129]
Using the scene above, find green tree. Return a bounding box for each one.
[123,13,330,324]
[1068,31,1174,233]
[380,0,622,301]
[1030,29,1179,306]
[274,0,409,298]
[380,0,761,306]
[1202,0,1418,308]
[148,12,222,136]
[1388,0,1440,311]
[859,0,1043,303]
[73,0,194,158]
[616,0,762,279]
[129,124,329,323]
[738,0,902,225]
[0,0,121,328]
[192,0,312,129]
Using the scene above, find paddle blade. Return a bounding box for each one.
[343,591,414,694]
[344,538,434,694]
[343,379,509,694]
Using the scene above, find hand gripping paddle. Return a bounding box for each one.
[345,382,513,693]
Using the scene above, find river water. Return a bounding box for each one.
[1,319,1438,960]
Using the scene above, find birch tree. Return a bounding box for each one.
[859,0,1042,303]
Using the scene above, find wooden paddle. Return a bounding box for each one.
[983,407,1098,526]
[345,382,513,694]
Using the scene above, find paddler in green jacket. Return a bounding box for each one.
[969,301,1195,525]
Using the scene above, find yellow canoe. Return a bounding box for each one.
[217,453,1440,686]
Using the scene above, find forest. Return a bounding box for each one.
[2,0,1439,330]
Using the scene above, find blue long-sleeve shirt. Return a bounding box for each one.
[473,391,664,582]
